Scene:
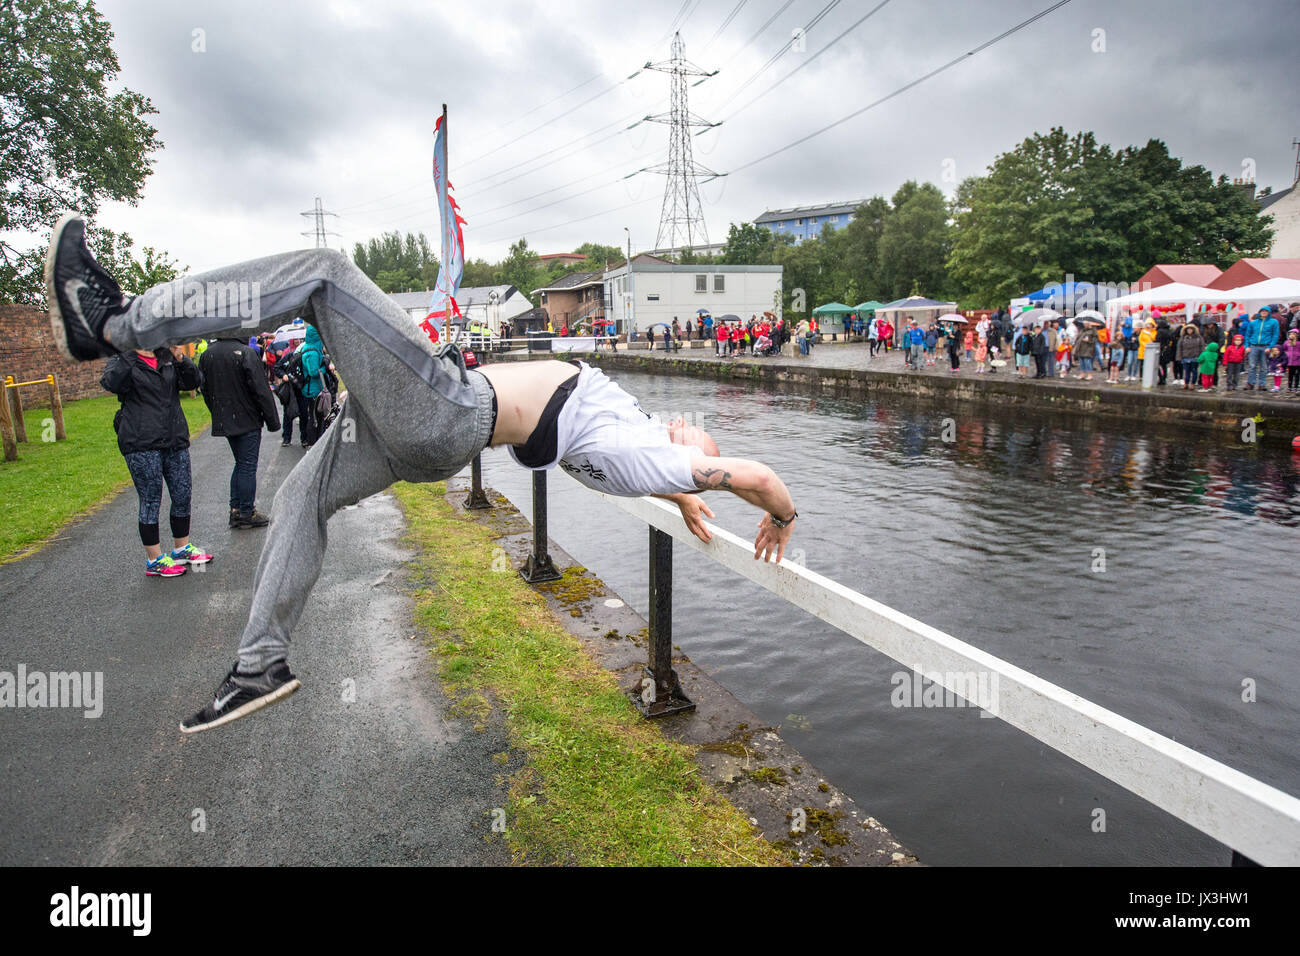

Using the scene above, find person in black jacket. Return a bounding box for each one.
[1031,324,1049,378]
[101,346,213,577]
[199,337,282,529]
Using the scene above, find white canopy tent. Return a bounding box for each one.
[1104,282,1221,324]
[1215,277,1300,307]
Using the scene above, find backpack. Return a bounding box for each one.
[275,348,306,388]
[1015,332,1033,355]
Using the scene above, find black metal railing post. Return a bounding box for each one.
[464,453,491,510]
[631,526,695,718]
[520,470,561,583]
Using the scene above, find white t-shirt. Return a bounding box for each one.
[507,363,701,496]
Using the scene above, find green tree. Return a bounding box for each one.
[1,0,162,304]
[121,243,185,294]
[719,222,777,264]
[838,196,890,301]
[498,237,539,293]
[947,128,1274,307]
[461,257,497,289]
[352,230,438,290]
[573,241,623,268]
[877,181,952,301]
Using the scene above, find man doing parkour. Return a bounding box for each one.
[45,214,799,734]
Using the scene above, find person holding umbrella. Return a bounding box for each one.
[1072,322,1100,381]
[938,315,964,374]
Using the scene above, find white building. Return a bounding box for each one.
[1259,183,1300,258]
[603,255,783,333]
[388,285,534,330]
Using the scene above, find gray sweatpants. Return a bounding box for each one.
[105,248,496,671]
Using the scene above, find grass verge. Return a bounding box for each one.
[0,393,212,562]
[392,481,786,867]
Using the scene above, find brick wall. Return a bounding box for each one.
[0,304,109,408]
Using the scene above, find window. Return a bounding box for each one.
[713,274,725,293]
[811,216,818,224]
[696,274,707,293]
[796,218,803,225]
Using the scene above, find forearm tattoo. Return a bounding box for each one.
[692,467,733,491]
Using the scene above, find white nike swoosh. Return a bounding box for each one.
[213,690,240,711]
[63,279,95,336]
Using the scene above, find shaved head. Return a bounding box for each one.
[666,417,719,458]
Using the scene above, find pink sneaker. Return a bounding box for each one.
[146,555,188,577]
[171,543,213,566]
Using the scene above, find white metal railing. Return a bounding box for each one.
[582,483,1300,866]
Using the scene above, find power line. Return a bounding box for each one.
[480,195,661,248]
[471,0,1075,249]
[711,0,892,128]
[704,0,749,50]
[722,0,1075,177]
[711,0,842,112]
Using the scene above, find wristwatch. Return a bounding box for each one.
[768,510,798,529]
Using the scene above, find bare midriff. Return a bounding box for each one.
[477,359,580,447]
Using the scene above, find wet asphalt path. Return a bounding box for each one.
[0,424,510,865]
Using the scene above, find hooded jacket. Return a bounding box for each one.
[198,337,281,437]
[1197,341,1221,376]
[1245,314,1280,348]
[101,350,202,455]
[297,325,326,399]
[1177,329,1205,361]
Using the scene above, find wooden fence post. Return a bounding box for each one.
[0,375,17,462]
[46,374,66,441]
[5,377,26,443]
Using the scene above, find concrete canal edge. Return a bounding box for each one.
[443,474,919,867]
[498,348,1300,446]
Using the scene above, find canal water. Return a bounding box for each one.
[472,369,1299,865]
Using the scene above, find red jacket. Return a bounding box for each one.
[1223,343,1246,364]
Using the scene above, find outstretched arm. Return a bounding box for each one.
[688,456,798,563]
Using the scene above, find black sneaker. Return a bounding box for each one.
[44,212,128,362]
[179,660,301,734]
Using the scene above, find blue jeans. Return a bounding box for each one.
[1247,346,1269,387]
[1182,359,1198,386]
[1126,348,1141,377]
[226,429,262,513]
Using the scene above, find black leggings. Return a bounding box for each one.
[1289,366,1300,389]
[123,447,192,546]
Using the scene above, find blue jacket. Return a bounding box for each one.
[908,327,925,346]
[298,326,325,398]
[1245,316,1279,348]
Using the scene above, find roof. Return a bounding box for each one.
[531,271,603,294]
[537,252,588,262]
[754,200,864,224]
[1257,185,1294,212]
[1136,264,1223,288]
[878,296,957,310]
[388,285,522,310]
[1209,258,1300,290]
[607,253,674,270]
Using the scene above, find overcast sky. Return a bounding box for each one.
[91,0,1300,276]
